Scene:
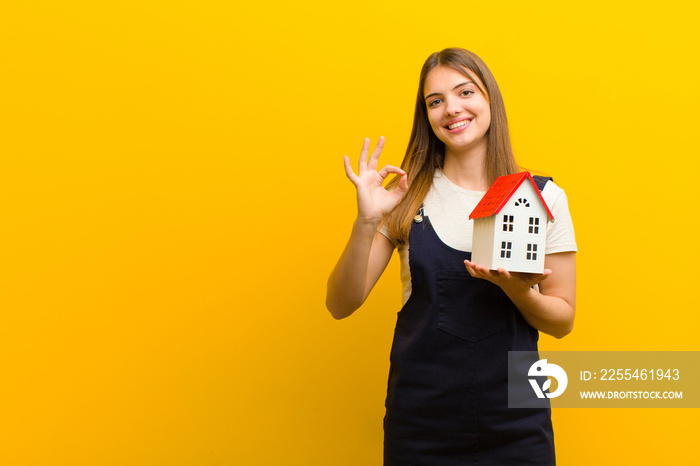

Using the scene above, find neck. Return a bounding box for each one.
[441,144,489,191]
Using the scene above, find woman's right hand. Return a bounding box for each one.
[343,137,408,223]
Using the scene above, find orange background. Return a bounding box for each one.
[1,1,699,464]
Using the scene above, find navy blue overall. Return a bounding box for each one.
[383,178,555,466]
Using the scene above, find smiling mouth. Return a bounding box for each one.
[446,119,472,130]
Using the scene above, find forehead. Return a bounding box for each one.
[423,66,484,96]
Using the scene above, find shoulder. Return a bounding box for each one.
[535,177,569,213]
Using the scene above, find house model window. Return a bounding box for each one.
[469,172,554,273]
[528,217,540,234]
[500,241,512,259]
[502,215,514,232]
[526,244,538,261]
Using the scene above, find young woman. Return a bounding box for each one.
[326,48,577,465]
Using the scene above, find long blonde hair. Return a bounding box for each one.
[385,48,519,244]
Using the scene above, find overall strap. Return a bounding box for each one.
[532,175,553,192]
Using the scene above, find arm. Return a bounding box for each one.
[326,227,395,319]
[464,251,576,338]
[326,137,408,319]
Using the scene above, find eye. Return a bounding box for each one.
[428,99,442,108]
[460,89,474,97]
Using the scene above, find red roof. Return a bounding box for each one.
[469,172,554,221]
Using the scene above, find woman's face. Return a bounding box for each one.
[423,66,491,155]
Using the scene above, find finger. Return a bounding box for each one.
[536,270,552,283]
[525,270,550,284]
[472,262,490,275]
[464,260,477,277]
[367,136,385,171]
[391,173,409,203]
[391,173,408,204]
[464,260,476,272]
[377,164,406,180]
[398,173,408,191]
[497,267,510,279]
[465,260,490,279]
[358,138,370,175]
[343,155,359,184]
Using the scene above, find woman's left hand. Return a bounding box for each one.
[465,252,576,339]
[463,259,550,298]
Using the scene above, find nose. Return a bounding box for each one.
[444,97,462,116]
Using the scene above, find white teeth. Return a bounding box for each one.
[448,120,470,130]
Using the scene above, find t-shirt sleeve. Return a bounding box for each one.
[379,222,399,247]
[543,183,578,254]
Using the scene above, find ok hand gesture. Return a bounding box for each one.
[343,137,408,223]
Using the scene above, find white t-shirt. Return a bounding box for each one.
[380,169,578,305]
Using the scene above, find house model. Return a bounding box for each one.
[469,172,554,274]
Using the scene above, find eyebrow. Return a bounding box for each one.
[424,81,473,101]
